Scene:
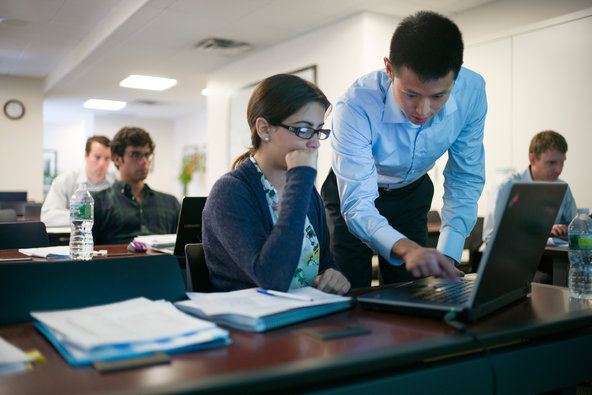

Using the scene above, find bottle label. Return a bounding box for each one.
[568,234,592,250]
[70,203,92,220]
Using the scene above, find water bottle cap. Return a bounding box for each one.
[576,208,590,215]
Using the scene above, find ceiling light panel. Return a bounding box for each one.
[119,74,177,91]
[83,99,127,111]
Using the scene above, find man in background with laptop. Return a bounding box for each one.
[483,130,577,246]
[92,127,180,245]
[41,136,117,227]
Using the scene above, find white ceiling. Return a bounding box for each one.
[1,0,501,121]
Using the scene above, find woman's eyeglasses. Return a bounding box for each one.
[277,123,331,140]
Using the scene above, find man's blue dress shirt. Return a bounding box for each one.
[331,67,487,264]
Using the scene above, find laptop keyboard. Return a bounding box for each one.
[410,278,474,305]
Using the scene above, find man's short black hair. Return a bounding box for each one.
[389,10,464,81]
[110,127,155,159]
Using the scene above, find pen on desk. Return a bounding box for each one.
[256,288,313,302]
[105,252,135,257]
[0,257,33,262]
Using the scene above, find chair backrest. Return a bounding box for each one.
[427,210,441,223]
[0,221,49,249]
[0,191,27,216]
[0,254,187,325]
[466,217,484,272]
[185,243,212,292]
[24,202,42,218]
[0,209,17,223]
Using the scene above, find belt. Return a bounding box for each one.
[378,174,428,192]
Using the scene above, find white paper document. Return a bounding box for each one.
[186,287,349,316]
[18,246,103,258]
[133,234,176,248]
[31,297,229,366]
[547,237,568,247]
[0,337,32,375]
[176,287,353,332]
[18,246,71,258]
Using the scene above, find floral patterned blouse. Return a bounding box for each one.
[250,156,320,288]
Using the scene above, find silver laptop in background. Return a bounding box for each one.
[358,182,568,321]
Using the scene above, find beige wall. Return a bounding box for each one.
[0,75,44,202]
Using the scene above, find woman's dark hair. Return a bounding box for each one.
[389,10,464,81]
[232,74,331,169]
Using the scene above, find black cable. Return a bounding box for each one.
[444,311,498,395]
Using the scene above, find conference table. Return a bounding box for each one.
[1,247,591,394]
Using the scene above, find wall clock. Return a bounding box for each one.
[3,99,26,120]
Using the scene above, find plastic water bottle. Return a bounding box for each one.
[568,208,592,299]
[69,183,94,260]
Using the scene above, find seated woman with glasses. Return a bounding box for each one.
[202,74,350,295]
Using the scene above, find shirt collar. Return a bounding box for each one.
[382,80,459,126]
[114,180,152,197]
[523,166,534,181]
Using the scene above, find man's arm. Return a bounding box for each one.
[40,175,72,227]
[438,79,487,263]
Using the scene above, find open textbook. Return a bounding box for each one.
[175,287,353,332]
[31,297,229,367]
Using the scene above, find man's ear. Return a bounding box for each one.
[384,57,393,80]
[528,153,536,166]
[112,154,123,169]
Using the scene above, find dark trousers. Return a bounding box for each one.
[321,169,434,288]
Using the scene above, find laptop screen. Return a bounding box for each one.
[471,182,568,309]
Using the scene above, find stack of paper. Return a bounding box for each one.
[31,297,229,366]
[18,246,102,258]
[133,234,176,249]
[547,237,568,247]
[19,246,71,258]
[0,337,32,375]
[176,287,353,332]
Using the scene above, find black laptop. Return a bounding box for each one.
[358,182,568,321]
[156,196,207,257]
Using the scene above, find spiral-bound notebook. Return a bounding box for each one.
[176,287,353,332]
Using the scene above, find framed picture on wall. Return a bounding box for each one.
[228,65,317,167]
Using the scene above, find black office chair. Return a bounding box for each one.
[465,217,484,273]
[185,243,212,292]
[24,202,43,218]
[427,210,441,223]
[0,221,50,249]
[0,209,17,223]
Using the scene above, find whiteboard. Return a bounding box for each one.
[228,66,317,167]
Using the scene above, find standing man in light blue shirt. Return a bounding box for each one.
[321,11,487,287]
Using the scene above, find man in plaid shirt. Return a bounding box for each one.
[92,127,180,245]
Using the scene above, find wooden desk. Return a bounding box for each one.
[1,283,591,394]
[0,244,160,262]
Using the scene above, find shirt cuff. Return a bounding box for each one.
[437,228,465,264]
[373,226,406,267]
